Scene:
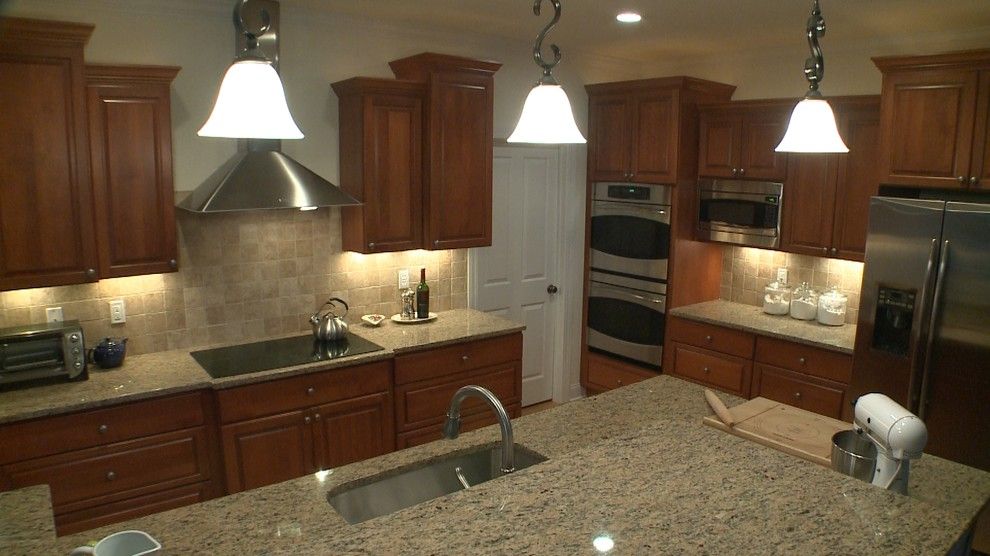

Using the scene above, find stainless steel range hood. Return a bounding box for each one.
[178,0,358,213]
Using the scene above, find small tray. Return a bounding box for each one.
[390,312,437,324]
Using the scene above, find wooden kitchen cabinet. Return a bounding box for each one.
[752,363,846,419]
[874,50,990,190]
[390,53,502,250]
[216,360,394,493]
[585,351,655,394]
[332,78,425,254]
[698,102,790,181]
[0,18,99,290]
[86,64,180,277]
[0,391,221,535]
[781,97,880,261]
[665,317,755,396]
[393,333,522,449]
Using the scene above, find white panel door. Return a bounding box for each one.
[471,145,560,406]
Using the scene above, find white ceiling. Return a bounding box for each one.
[286,0,990,63]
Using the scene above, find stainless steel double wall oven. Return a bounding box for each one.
[586,183,671,368]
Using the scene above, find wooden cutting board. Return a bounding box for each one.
[703,397,852,467]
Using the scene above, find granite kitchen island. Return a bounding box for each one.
[23,376,988,554]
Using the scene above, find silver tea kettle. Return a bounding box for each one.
[310,298,349,341]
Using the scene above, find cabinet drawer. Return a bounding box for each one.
[4,427,211,512]
[396,403,521,449]
[667,317,755,359]
[395,362,521,432]
[55,480,214,536]
[0,392,206,465]
[755,337,853,384]
[216,360,391,423]
[395,333,522,385]
[753,364,846,419]
[670,343,752,396]
[586,352,655,392]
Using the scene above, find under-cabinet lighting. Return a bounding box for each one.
[616,12,642,23]
[593,535,615,552]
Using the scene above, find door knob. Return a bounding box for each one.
[547,284,558,294]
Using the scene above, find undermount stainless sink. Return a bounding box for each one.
[328,444,547,524]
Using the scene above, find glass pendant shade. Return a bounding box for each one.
[507,84,586,144]
[775,97,848,153]
[198,60,304,140]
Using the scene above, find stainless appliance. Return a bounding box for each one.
[0,321,86,387]
[850,197,989,471]
[586,272,666,367]
[590,182,671,281]
[697,178,783,248]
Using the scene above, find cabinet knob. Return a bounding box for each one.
[314,413,321,421]
[971,176,979,186]
[794,392,802,400]
[434,240,440,247]
[368,242,375,249]
[304,416,312,424]
[98,424,108,434]
[86,268,96,279]
[616,378,623,385]
[798,357,807,365]
[830,248,837,255]
[168,259,177,269]
[106,471,116,481]
[306,387,315,396]
[731,168,738,176]
[738,168,745,175]
[958,176,966,184]
[705,335,713,342]
[461,355,469,362]
[821,247,828,254]
[703,366,711,374]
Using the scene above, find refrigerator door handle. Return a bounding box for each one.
[917,239,949,421]
[907,238,939,411]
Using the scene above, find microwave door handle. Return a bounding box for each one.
[906,238,938,411]
[917,239,949,421]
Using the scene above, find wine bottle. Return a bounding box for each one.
[416,268,430,319]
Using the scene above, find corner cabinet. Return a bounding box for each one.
[332,78,425,254]
[698,102,790,181]
[86,65,180,277]
[874,50,990,190]
[0,18,99,290]
[390,53,502,250]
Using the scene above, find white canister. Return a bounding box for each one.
[763,281,791,315]
[817,287,848,326]
[789,282,819,321]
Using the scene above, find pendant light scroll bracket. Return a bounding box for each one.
[233,0,280,69]
[802,0,826,97]
[532,0,562,86]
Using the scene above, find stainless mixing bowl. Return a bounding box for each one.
[831,430,877,483]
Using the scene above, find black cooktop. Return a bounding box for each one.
[190,334,385,379]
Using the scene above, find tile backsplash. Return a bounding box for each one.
[719,246,865,324]
[0,208,466,355]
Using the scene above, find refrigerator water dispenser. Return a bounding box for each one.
[871,287,916,357]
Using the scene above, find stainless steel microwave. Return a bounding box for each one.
[697,178,783,248]
[0,320,87,388]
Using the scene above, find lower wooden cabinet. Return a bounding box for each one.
[584,350,655,394]
[752,363,846,419]
[220,410,314,493]
[668,343,753,397]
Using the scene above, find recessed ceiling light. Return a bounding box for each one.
[616,12,642,23]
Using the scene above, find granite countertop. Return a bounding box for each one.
[670,300,857,354]
[0,485,56,555]
[48,376,990,555]
[0,309,524,425]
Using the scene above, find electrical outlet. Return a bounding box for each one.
[776,267,789,284]
[109,299,126,324]
[397,268,410,289]
[46,307,64,323]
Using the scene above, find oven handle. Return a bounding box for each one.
[591,282,666,308]
[703,219,778,233]
[593,201,669,220]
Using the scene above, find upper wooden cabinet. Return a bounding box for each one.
[86,65,180,277]
[390,53,502,250]
[0,18,98,290]
[586,78,736,184]
[781,97,881,261]
[332,78,425,254]
[698,102,790,181]
[874,50,990,190]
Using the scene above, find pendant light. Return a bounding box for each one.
[507,0,586,144]
[775,0,848,153]
[198,0,303,139]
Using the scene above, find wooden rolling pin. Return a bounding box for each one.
[704,389,735,428]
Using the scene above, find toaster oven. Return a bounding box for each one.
[0,321,87,387]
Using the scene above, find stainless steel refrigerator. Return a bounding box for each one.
[849,197,989,471]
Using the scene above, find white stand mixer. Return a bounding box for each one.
[853,393,928,495]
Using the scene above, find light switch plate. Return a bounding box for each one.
[397,268,410,289]
[776,267,788,284]
[46,307,64,323]
[109,299,126,324]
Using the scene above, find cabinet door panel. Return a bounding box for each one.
[781,153,837,257]
[0,46,96,289]
[631,92,677,183]
[670,343,752,396]
[221,411,312,493]
[312,392,393,470]
[752,363,846,419]
[87,74,177,277]
[55,481,212,536]
[396,403,520,449]
[698,112,740,178]
[588,94,631,181]
[831,101,880,260]
[878,68,978,188]
[739,109,788,180]
[395,362,521,432]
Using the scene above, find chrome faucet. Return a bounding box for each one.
[443,385,515,473]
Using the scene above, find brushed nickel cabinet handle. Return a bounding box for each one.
[970,176,979,186]
[304,416,312,424]
[705,335,713,342]
[738,168,745,175]
[461,355,469,362]
[794,392,802,400]
[616,378,623,385]
[168,259,177,269]
[86,268,97,279]
[703,366,711,374]
[307,387,315,395]
[98,424,108,434]
[434,240,440,247]
[106,471,116,481]
[368,242,375,249]
[314,413,321,421]
[798,357,807,365]
[957,176,966,184]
